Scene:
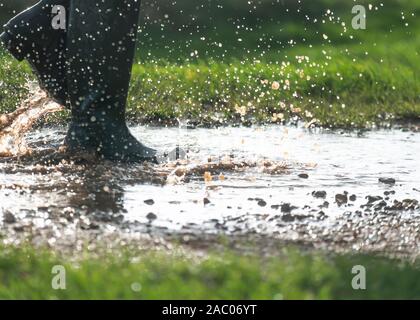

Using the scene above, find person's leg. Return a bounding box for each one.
[0,0,69,105]
[65,0,156,162]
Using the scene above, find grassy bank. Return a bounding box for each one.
[0,244,420,299]
[126,53,419,127]
[1,52,419,128]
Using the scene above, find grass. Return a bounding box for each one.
[0,0,419,128]
[126,54,419,127]
[0,55,31,115]
[1,50,418,128]
[0,244,420,299]
[0,1,419,300]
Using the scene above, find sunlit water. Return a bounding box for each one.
[0,125,418,238]
[126,126,420,232]
[0,88,63,157]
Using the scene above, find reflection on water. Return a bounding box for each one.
[0,125,419,247]
[125,125,420,228]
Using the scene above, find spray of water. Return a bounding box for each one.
[0,85,63,157]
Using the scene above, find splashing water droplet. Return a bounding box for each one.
[0,85,63,157]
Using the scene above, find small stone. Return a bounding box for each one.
[312,191,327,199]
[379,177,396,185]
[319,201,329,209]
[203,198,211,205]
[298,173,309,179]
[335,193,348,206]
[257,200,267,207]
[281,213,295,222]
[146,212,157,220]
[318,211,327,217]
[144,199,155,205]
[366,195,383,204]
[402,199,419,210]
[281,203,297,213]
[349,194,357,202]
[374,200,387,210]
[3,211,16,224]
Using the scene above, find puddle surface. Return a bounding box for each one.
[0,125,419,256]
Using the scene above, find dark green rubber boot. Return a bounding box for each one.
[65,0,157,163]
[0,0,69,106]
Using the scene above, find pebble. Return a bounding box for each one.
[298,173,309,179]
[389,199,419,211]
[257,200,267,207]
[281,203,297,213]
[146,212,157,220]
[281,213,310,222]
[312,191,327,199]
[366,195,383,204]
[335,193,348,206]
[281,214,295,222]
[3,211,16,224]
[319,201,329,209]
[144,199,155,205]
[374,200,387,211]
[379,177,396,185]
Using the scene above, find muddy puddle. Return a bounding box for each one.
[0,122,419,258]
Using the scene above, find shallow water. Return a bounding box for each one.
[0,124,419,256]
[127,125,419,223]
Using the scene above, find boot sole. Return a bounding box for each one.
[0,31,26,61]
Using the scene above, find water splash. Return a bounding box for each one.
[0,86,63,157]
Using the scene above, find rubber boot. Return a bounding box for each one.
[64,0,156,162]
[0,0,69,106]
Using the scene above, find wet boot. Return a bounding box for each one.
[0,0,69,106]
[65,0,157,162]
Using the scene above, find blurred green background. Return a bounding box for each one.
[1,1,419,126]
[2,0,419,61]
[0,1,419,299]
